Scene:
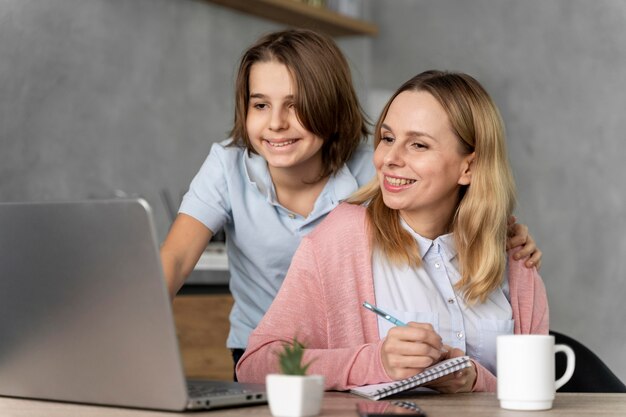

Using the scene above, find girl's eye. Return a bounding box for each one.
[381,135,394,143]
[252,102,268,110]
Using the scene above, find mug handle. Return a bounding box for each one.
[554,344,576,390]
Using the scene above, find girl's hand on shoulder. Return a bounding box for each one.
[381,322,445,380]
[506,216,542,270]
[424,347,476,393]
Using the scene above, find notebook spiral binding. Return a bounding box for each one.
[374,356,471,397]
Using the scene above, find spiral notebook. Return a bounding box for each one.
[350,356,472,400]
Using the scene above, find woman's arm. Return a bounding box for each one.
[421,347,477,393]
[380,323,446,380]
[472,359,497,392]
[508,250,549,335]
[235,237,390,390]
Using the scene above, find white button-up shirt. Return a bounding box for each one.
[372,218,514,375]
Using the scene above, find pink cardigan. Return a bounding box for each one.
[236,203,549,392]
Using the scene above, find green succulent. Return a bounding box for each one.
[277,337,312,376]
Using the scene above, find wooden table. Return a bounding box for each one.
[1,392,625,416]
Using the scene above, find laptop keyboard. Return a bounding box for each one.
[187,380,253,398]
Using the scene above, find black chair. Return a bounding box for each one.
[550,330,626,392]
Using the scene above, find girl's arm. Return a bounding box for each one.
[507,216,542,269]
[159,214,213,300]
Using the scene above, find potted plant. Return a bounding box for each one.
[266,338,325,417]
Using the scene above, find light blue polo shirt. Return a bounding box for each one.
[179,140,375,349]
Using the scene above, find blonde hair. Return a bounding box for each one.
[350,70,516,303]
[229,29,369,180]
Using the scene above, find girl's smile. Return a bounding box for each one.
[246,60,324,181]
[262,138,299,148]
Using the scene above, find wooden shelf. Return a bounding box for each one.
[205,0,378,37]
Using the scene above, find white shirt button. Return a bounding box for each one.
[456,331,464,340]
[434,262,441,269]
[288,213,296,219]
[447,298,455,304]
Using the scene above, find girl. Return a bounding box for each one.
[159,30,541,373]
[236,70,548,392]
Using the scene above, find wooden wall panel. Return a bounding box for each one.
[172,294,234,381]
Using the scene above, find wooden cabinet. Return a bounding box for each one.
[204,0,378,36]
[173,293,234,381]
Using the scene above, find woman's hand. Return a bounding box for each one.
[506,216,542,270]
[425,347,477,393]
[381,322,445,380]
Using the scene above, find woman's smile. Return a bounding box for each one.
[383,175,417,191]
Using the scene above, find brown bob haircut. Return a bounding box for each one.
[228,29,369,180]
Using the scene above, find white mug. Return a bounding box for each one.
[497,334,575,410]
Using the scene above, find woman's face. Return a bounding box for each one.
[373,90,473,235]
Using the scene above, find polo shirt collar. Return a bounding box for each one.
[242,150,277,203]
[328,163,360,202]
[242,150,360,208]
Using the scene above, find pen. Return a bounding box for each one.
[363,301,449,355]
[362,301,407,326]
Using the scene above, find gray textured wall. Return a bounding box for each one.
[368,0,626,382]
[0,0,371,240]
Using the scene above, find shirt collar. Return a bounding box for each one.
[399,217,458,261]
[243,149,277,203]
[328,163,360,202]
[242,150,360,208]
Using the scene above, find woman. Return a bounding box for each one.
[236,70,548,392]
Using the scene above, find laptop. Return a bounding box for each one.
[0,199,266,411]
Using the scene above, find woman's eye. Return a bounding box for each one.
[412,142,428,150]
[381,135,394,143]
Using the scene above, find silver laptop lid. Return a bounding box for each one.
[0,199,189,410]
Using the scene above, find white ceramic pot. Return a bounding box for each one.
[266,374,325,417]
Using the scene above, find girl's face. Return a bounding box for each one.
[374,90,474,235]
[246,60,324,177]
